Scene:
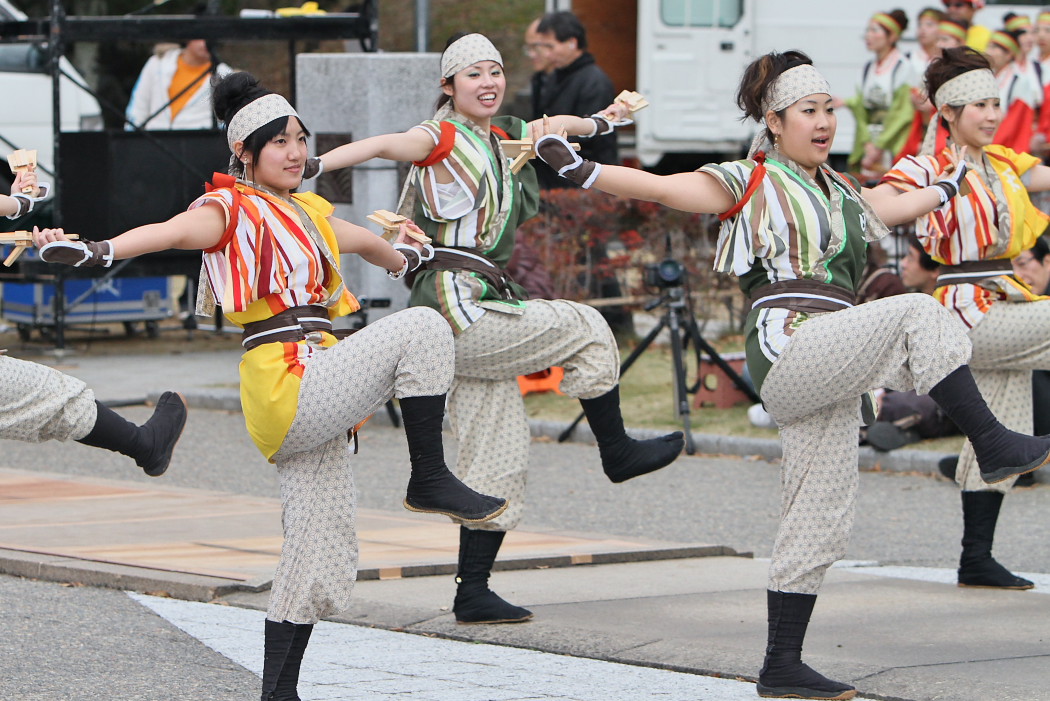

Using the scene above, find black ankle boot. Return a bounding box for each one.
[928,366,1050,484]
[958,491,1034,590]
[261,619,313,701]
[579,386,684,483]
[77,392,187,476]
[757,591,856,700]
[453,527,533,624]
[399,395,507,523]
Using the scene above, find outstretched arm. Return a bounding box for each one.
[318,129,436,172]
[863,183,944,227]
[329,218,431,277]
[1022,163,1050,192]
[863,145,970,227]
[33,203,226,260]
[592,165,736,214]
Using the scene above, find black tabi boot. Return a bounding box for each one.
[579,385,685,483]
[399,395,507,523]
[958,491,1034,590]
[453,527,533,624]
[757,591,856,700]
[76,392,187,476]
[261,619,313,701]
[928,366,1050,484]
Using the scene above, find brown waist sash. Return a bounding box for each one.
[750,280,856,314]
[424,247,521,301]
[241,304,334,351]
[935,260,1014,288]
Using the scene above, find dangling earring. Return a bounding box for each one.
[772,133,780,153]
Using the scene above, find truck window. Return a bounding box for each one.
[660,0,743,28]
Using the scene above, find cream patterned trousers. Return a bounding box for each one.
[449,299,620,531]
[0,355,96,443]
[266,307,455,624]
[956,299,1050,493]
[759,294,970,594]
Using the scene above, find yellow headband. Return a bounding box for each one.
[920,9,942,21]
[1039,12,1050,27]
[872,12,903,38]
[990,30,1022,56]
[1005,15,1032,32]
[939,20,968,43]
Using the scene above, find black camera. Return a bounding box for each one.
[644,258,685,289]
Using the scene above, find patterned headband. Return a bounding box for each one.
[440,33,503,79]
[932,68,998,107]
[1040,12,1050,26]
[226,93,299,152]
[872,12,903,38]
[1005,15,1032,32]
[989,31,1022,56]
[762,64,831,115]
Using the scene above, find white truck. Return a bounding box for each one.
[0,0,102,178]
[632,0,1042,166]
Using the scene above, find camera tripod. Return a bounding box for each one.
[558,285,759,455]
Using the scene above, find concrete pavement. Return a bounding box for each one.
[2,347,1049,701]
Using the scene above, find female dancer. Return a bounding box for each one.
[312,32,685,625]
[879,46,1050,591]
[534,49,1050,700]
[844,9,916,180]
[34,71,506,700]
[983,29,1042,152]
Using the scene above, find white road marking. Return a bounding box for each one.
[129,592,879,700]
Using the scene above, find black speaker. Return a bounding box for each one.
[56,130,229,276]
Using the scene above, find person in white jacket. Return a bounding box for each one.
[125,40,230,130]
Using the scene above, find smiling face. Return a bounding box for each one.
[442,60,506,124]
[766,94,836,175]
[239,116,308,196]
[942,98,1002,149]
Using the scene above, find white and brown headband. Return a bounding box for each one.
[747,63,831,157]
[226,93,300,152]
[440,33,503,79]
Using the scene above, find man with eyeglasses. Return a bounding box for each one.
[525,18,557,128]
[943,0,992,51]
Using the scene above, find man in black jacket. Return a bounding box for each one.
[533,11,617,190]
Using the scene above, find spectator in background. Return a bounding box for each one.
[532,11,632,333]
[125,39,230,130]
[532,11,617,191]
[525,18,556,126]
[1013,236,1050,438]
[942,0,991,52]
[900,235,941,295]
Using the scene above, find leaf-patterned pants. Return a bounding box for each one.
[956,299,1050,493]
[448,299,621,532]
[759,294,970,594]
[0,355,96,443]
[266,306,455,624]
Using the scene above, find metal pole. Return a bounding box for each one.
[50,0,65,351]
[414,0,428,52]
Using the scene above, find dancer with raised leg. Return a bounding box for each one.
[311,33,684,625]
[34,71,506,701]
[879,46,1050,591]
[534,50,1050,700]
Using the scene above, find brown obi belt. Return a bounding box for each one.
[424,247,521,301]
[241,304,334,351]
[935,260,1014,288]
[750,280,856,314]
